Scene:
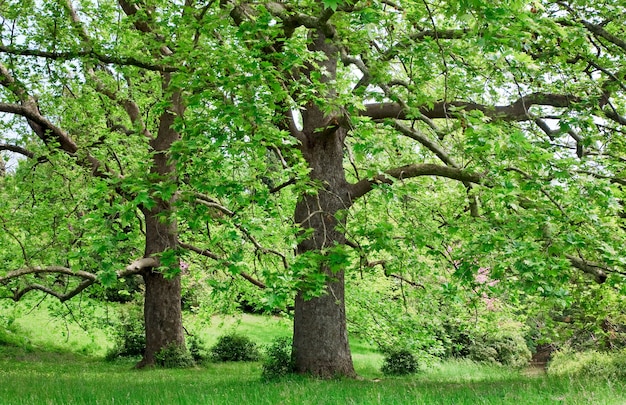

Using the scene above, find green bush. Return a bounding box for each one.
[441,322,473,358]
[105,305,145,360]
[468,332,531,368]
[155,343,195,368]
[548,347,626,378]
[187,334,208,362]
[261,337,294,381]
[210,333,260,362]
[381,349,419,376]
[0,326,29,349]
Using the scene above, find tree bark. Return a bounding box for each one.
[293,270,355,378]
[139,270,184,367]
[292,143,356,377]
[135,79,185,368]
[289,26,358,378]
[292,72,356,376]
[135,204,185,368]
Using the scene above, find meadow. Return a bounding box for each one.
[1,303,625,405]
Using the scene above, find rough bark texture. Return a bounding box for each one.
[293,270,355,378]
[135,203,185,368]
[292,130,356,377]
[135,81,185,368]
[139,270,183,367]
[291,29,356,377]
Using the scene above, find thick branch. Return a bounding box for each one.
[118,0,174,57]
[120,257,159,277]
[0,258,156,301]
[362,93,579,122]
[580,20,626,53]
[604,109,626,126]
[391,121,458,166]
[0,143,34,158]
[10,280,95,302]
[566,254,608,283]
[0,46,176,72]
[0,257,157,286]
[194,193,235,216]
[0,266,96,283]
[349,163,482,201]
[384,28,471,60]
[0,61,107,176]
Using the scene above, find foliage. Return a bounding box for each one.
[0,321,29,350]
[105,305,145,360]
[1,0,626,376]
[186,333,208,363]
[548,347,626,379]
[154,343,195,368]
[209,333,260,362]
[524,281,626,354]
[468,333,531,368]
[346,270,447,361]
[381,349,419,376]
[441,320,532,368]
[261,337,295,381]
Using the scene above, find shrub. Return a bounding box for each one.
[210,333,260,362]
[187,334,208,363]
[381,349,419,376]
[105,304,146,360]
[468,332,531,368]
[548,347,626,378]
[261,337,294,381]
[155,343,195,368]
[0,325,29,349]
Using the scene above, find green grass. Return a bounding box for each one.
[1,303,625,404]
[1,350,624,405]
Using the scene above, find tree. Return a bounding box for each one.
[0,0,191,367]
[1,0,625,379]
[221,0,626,377]
[0,0,286,367]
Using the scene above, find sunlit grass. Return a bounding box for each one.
[2,302,626,404]
[1,348,624,405]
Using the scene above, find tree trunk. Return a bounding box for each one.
[135,206,185,368]
[135,79,185,368]
[292,121,356,377]
[293,270,355,377]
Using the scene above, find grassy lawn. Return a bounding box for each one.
[1,303,625,404]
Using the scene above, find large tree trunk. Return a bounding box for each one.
[293,270,354,377]
[135,205,185,368]
[292,115,356,377]
[290,28,356,378]
[135,80,185,368]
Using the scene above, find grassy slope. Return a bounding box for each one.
[1,303,625,405]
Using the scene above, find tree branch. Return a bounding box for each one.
[10,280,96,302]
[0,143,34,158]
[120,257,159,277]
[0,61,108,176]
[566,254,608,283]
[391,121,458,166]
[0,266,97,283]
[580,20,626,53]
[383,28,472,60]
[179,241,267,289]
[0,46,177,72]
[349,163,482,201]
[362,93,580,122]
